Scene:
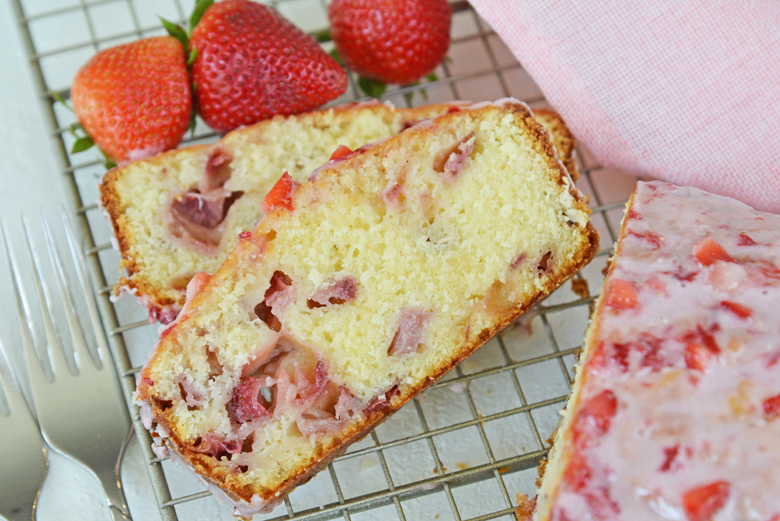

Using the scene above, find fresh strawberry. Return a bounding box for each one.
[719,300,752,319]
[262,173,299,213]
[763,393,780,421]
[576,390,619,440]
[738,232,756,246]
[189,0,347,133]
[684,342,713,371]
[604,278,639,310]
[681,481,731,521]
[693,238,733,266]
[328,0,452,85]
[329,144,354,161]
[71,36,191,163]
[659,444,682,472]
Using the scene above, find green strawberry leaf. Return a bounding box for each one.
[160,17,189,51]
[358,76,387,99]
[189,0,214,32]
[101,150,118,170]
[425,72,438,82]
[329,48,343,65]
[71,135,95,154]
[51,91,73,112]
[188,108,197,136]
[68,122,83,137]
[187,47,199,67]
[314,28,332,43]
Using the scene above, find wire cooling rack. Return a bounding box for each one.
[9,0,637,519]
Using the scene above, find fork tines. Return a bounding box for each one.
[0,235,48,521]
[3,210,132,520]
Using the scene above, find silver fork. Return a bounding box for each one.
[3,210,133,521]
[0,337,48,521]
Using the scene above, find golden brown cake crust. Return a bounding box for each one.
[532,108,580,182]
[137,100,599,511]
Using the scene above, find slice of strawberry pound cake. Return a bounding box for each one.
[534,181,780,521]
[135,99,598,517]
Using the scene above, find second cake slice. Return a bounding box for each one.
[136,99,598,516]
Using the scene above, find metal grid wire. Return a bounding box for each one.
[10,0,629,519]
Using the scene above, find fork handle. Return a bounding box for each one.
[73,457,130,520]
[92,463,133,521]
[109,504,132,521]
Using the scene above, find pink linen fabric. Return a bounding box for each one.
[470,0,780,212]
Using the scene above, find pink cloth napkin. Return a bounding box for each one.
[470,0,780,213]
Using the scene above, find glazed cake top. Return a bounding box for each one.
[555,181,780,520]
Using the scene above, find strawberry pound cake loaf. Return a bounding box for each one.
[136,99,598,516]
[535,181,780,521]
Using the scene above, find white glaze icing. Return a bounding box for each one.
[551,181,780,521]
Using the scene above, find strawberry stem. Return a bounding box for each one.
[189,0,214,32]
[187,47,199,67]
[161,0,215,138]
[101,150,118,170]
[160,17,189,53]
[357,76,387,98]
[314,28,332,43]
[188,106,197,136]
[51,90,74,112]
[71,135,95,154]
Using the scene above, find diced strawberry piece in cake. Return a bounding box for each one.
[719,300,752,319]
[604,279,639,310]
[328,144,354,161]
[693,238,733,266]
[682,481,731,521]
[684,342,715,371]
[534,181,780,521]
[763,394,780,421]
[262,172,299,213]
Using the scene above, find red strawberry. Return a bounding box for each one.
[71,36,191,163]
[189,0,347,133]
[693,238,733,266]
[262,173,299,213]
[682,481,731,521]
[571,389,620,452]
[329,144,354,161]
[684,342,714,371]
[763,393,780,421]
[328,0,452,85]
[719,300,752,319]
[604,278,639,310]
[564,453,592,492]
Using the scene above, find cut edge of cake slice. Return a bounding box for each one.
[135,98,598,517]
[99,101,580,324]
